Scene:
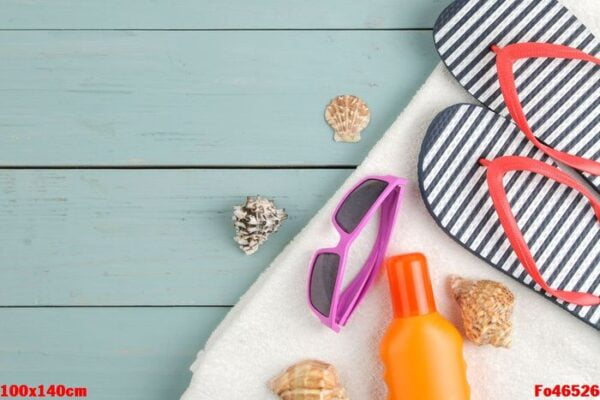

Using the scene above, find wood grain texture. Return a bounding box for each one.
[0,0,451,29]
[0,307,229,399]
[0,168,351,305]
[0,1,446,395]
[0,31,437,166]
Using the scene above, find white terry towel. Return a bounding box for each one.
[182,1,600,398]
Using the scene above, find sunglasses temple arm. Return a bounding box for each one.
[336,188,401,325]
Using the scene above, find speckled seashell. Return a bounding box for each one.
[269,360,349,400]
[450,276,514,348]
[232,196,287,255]
[325,95,370,143]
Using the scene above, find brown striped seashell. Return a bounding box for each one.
[325,95,370,143]
[450,276,514,348]
[269,359,349,399]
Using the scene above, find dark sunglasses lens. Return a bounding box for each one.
[335,179,388,233]
[309,253,340,317]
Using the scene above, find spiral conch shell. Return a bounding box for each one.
[325,95,370,143]
[450,276,514,348]
[269,359,349,400]
[232,196,287,255]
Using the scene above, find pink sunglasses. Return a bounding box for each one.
[307,175,408,332]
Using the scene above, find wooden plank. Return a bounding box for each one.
[0,307,228,400]
[0,1,451,29]
[0,31,437,166]
[0,168,351,305]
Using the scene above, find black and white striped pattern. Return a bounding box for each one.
[419,104,600,328]
[434,0,600,192]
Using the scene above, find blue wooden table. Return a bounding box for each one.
[0,2,448,398]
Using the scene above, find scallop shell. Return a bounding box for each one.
[325,95,370,143]
[450,276,514,348]
[269,360,349,400]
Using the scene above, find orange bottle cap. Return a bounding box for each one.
[386,253,436,318]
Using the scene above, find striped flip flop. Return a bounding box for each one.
[433,0,600,192]
[418,103,600,328]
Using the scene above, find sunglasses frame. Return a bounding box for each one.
[307,175,407,332]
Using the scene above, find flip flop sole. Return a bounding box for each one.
[419,104,599,328]
[434,0,600,192]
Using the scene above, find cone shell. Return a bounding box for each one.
[269,360,349,400]
[450,276,514,348]
[325,95,370,143]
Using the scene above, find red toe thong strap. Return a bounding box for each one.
[492,42,600,176]
[480,156,600,306]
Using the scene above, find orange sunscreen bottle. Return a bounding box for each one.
[380,253,470,400]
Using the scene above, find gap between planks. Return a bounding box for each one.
[0,165,357,170]
[0,305,233,308]
[0,28,433,32]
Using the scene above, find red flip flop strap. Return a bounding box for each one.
[481,156,600,306]
[493,42,600,176]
